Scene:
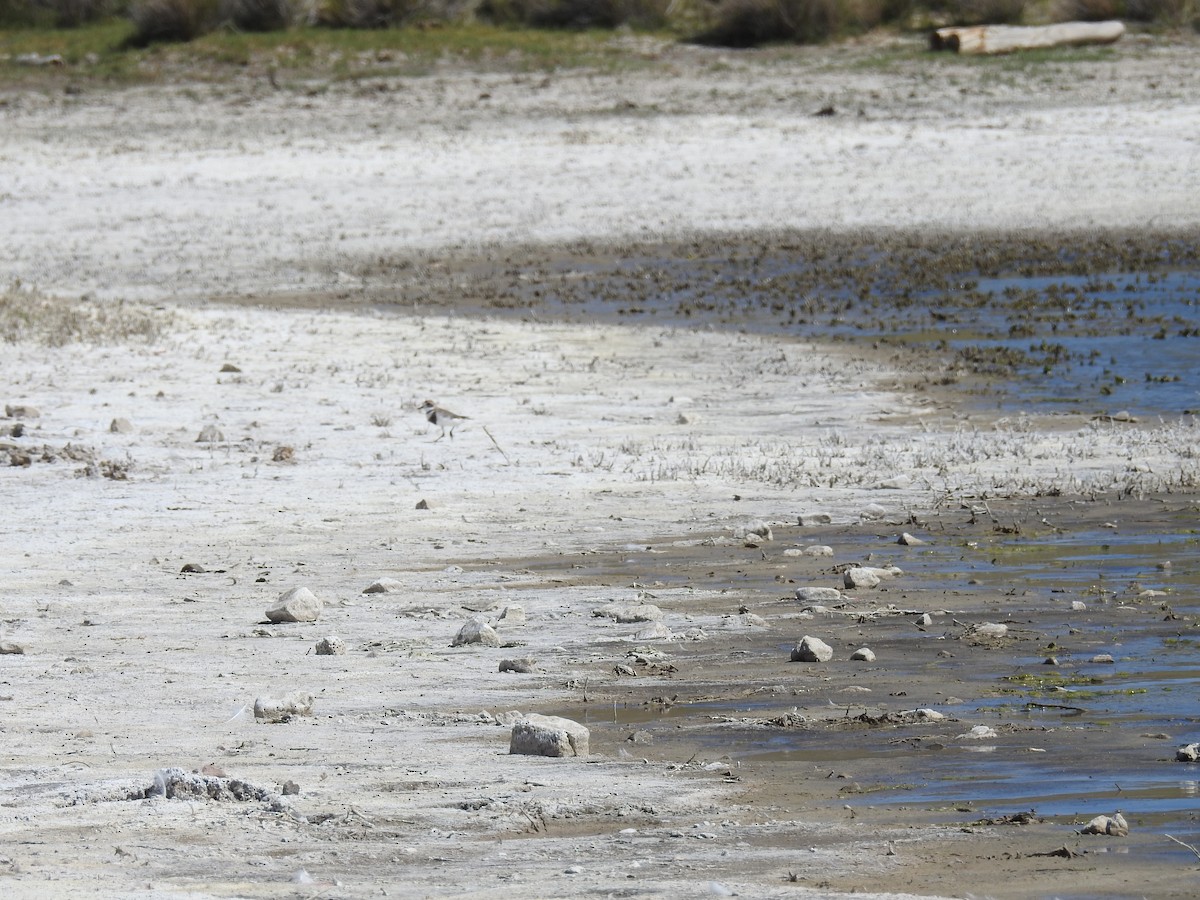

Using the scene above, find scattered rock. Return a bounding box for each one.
[592,603,664,623]
[510,714,589,758]
[1081,812,1128,836]
[802,545,834,557]
[143,767,275,802]
[5,404,40,418]
[916,613,933,627]
[1071,601,1087,611]
[415,498,430,509]
[843,567,880,589]
[180,563,207,573]
[960,725,998,739]
[790,635,833,663]
[635,622,673,641]
[109,417,134,434]
[913,708,945,721]
[0,640,25,655]
[498,604,526,626]
[735,520,773,541]
[452,616,501,647]
[877,475,911,490]
[898,532,925,546]
[499,658,538,674]
[850,647,875,662]
[282,780,300,796]
[1091,653,1116,664]
[362,577,403,594]
[739,612,768,627]
[314,636,346,656]
[973,622,1008,638]
[798,513,832,526]
[195,424,224,443]
[795,586,843,604]
[272,445,294,463]
[265,587,322,623]
[1175,743,1199,762]
[859,503,888,520]
[253,691,315,724]
[220,363,242,373]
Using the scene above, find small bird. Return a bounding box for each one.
[418,399,469,441]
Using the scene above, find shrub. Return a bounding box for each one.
[220,0,297,28]
[949,0,1024,23]
[693,0,872,47]
[0,0,118,25]
[479,0,668,27]
[127,0,220,44]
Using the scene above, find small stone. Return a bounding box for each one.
[362,577,403,594]
[1044,656,1059,666]
[740,613,768,627]
[791,635,834,663]
[5,404,40,418]
[1091,653,1116,664]
[802,545,834,557]
[635,622,673,641]
[795,586,843,604]
[415,498,430,509]
[592,603,663,623]
[282,780,300,795]
[498,605,526,626]
[898,532,925,546]
[843,567,880,590]
[850,647,875,662]
[1175,743,1199,762]
[499,658,538,673]
[798,513,832,526]
[253,691,315,723]
[510,714,589,758]
[220,363,242,373]
[109,417,134,434]
[452,616,501,647]
[272,445,294,463]
[1071,601,1087,611]
[314,636,346,656]
[877,475,911,490]
[180,563,206,573]
[961,725,998,739]
[265,587,322,623]
[973,622,1008,638]
[0,641,25,655]
[735,521,773,541]
[195,424,224,443]
[914,708,945,720]
[916,613,933,627]
[1081,813,1128,836]
[859,503,888,520]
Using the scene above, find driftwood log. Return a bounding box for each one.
[931,20,1125,55]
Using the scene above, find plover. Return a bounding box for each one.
[419,400,469,440]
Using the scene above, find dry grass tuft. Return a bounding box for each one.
[0,284,173,347]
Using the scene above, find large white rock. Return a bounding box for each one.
[850,647,876,662]
[265,587,323,623]
[795,586,843,604]
[451,616,501,647]
[791,635,833,663]
[509,714,589,758]
[843,568,881,590]
[1176,743,1199,762]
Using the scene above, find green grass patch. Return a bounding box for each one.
[0,20,675,85]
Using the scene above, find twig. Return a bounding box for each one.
[481,425,510,463]
[1165,834,1200,861]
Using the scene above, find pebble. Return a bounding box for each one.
[451,616,501,648]
[362,578,404,594]
[314,636,346,656]
[790,635,833,663]
[961,725,998,739]
[265,587,323,624]
[499,658,538,673]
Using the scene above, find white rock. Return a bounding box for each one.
[314,636,345,655]
[635,622,673,641]
[253,691,315,723]
[860,503,888,520]
[452,616,501,647]
[1071,601,1087,611]
[592,603,663,623]
[510,714,589,758]
[973,622,1008,638]
[1176,743,1199,762]
[798,514,832,526]
[803,545,834,557]
[795,586,843,604]
[362,577,404,594]
[739,613,768,627]
[961,725,998,739]
[913,708,944,720]
[109,417,134,433]
[265,587,322,623]
[843,568,880,590]
[195,424,224,443]
[735,520,773,541]
[790,635,833,663]
[877,475,911,490]
[916,613,933,626]
[850,647,875,662]
[898,532,925,546]
[5,404,40,418]
[1081,813,1128,836]
[1091,653,1116,664]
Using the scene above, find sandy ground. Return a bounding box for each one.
[2,29,1200,899]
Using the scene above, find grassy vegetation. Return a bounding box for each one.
[0,283,171,345]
